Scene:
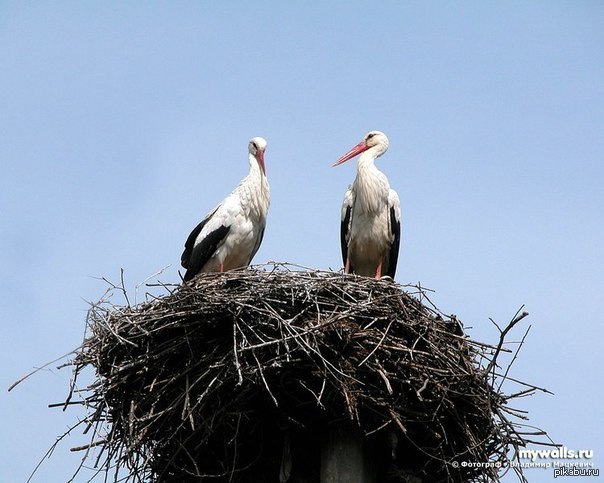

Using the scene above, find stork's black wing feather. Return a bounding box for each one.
[247,225,265,266]
[385,204,401,278]
[182,224,231,281]
[340,203,352,270]
[181,206,232,281]
[182,206,222,269]
[182,225,204,269]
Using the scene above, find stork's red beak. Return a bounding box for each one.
[257,150,266,175]
[332,141,370,167]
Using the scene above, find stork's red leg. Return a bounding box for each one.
[344,257,351,274]
[220,262,225,273]
[375,258,383,279]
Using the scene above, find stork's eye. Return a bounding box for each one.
[251,142,257,150]
[367,133,375,140]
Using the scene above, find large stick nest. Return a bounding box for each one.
[68,265,539,482]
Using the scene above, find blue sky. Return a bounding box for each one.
[1,2,603,482]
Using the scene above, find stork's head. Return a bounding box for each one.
[333,130,389,166]
[249,136,267,175]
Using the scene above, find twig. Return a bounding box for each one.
[484,307,529,377]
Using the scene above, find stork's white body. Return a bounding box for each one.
[181,137,270,281]
[336,131,401,279]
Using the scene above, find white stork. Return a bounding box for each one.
[181,137,270,281]
[334,131,401,279]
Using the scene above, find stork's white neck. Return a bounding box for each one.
[242,153,270,216]
[358,149,377,168]
[247,152,267,181]
[354,149,389,214]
